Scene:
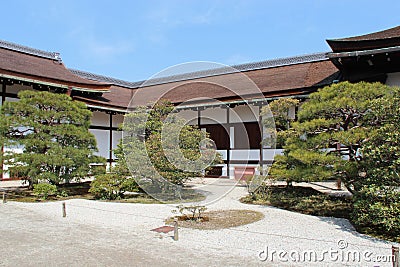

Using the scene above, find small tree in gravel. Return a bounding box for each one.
[122,101,222,195]
[172,205,208,221]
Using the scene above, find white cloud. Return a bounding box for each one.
[190,6,216,25]
[141,0,256,46]
[225,54,253,65]
[142,2,221,44]
[85,39,133,59]
[67,28,134,63]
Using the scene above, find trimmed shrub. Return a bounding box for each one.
[89,173,138,200]
[33,183,58,200]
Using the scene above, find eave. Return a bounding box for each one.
[0,72,110,93]
[327,45,400,59]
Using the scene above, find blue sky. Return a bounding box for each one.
[2,0,400,81]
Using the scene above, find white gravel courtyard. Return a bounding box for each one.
[0,178,398,266]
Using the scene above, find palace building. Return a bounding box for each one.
[1,25,400,180]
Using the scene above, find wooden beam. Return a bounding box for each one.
[1,81,6,180]
[259,105,264,175]
[226,106,231,178]
[1,80,5,103]
[197,109,201,128]
[109,113,113,165]
[66,86,72,96]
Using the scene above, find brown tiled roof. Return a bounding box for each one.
[73,85,134,110]
[0,38,338,110]
[69,52,338,109]
[71,53,328,89]
[132,60,338,106]
[0,40,111,91]
[327,25,400,52]
[332,26,400,42]
[74,59,338,109]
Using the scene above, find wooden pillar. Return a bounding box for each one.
[66,86,72,96]
[258,104,264,175]
[109,113,113,166]
[1,80,5,103]
[393,245,399,267]
[173,219,179,241]
[336,142,342,189]
[1,81,6,180]
[226,106,231,178]
[197,109,201,128]
[62,202,66,217]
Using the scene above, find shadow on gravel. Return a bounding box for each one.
[317,216,396,246]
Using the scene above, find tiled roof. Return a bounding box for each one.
[328,25,400,42]
[233,52,327,71]
[0,40,111,91]
[0,38,337,110]
[70,52,328,89]
[326,25,400,52]
[69,69,142,89]
[0,39,61,61]
[153,60,339,105]
[73,59,338,109]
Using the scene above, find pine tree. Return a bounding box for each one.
[0,90,105,188]
[269,81,392,191]
[121,101,221,200]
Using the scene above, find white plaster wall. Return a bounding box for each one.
[288,105,296,120]
[230,126,235,148]
[1,96,20,178]
[112,131,123,159]
[200,107,227,124]
[90,129,109,159]
[263,149,283,161]
[2,147,23,179]
[386,72,400,87]
[200,117,221,125]
[91,111,110,127]
[112,114,124,128]
[176,110,198,125]
[230,104,259,123]
[216,150,227,160]
[5,97,19,102]
[230,149,260,161]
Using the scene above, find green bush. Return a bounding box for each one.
[242,185,352,219]
[33,183,58,200]
[57,190,69,198]
[89,173,139,200]
[352,186,400,242]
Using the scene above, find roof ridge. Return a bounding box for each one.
[71,52,328,89]
[69,69,144,89]
[232,52,328,71]
[0,39,61,61]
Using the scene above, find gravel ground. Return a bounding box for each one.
[0,178,398,267]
